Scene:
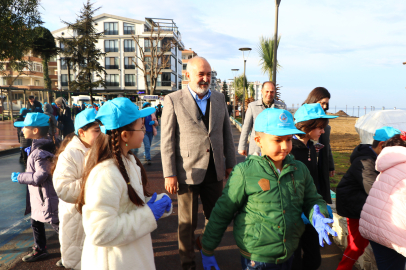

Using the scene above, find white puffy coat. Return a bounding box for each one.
[53,136,88,269]
[81,154,171,270]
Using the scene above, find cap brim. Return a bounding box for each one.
[14,121,25,127]
[321,115,338,119]
[260,128,306,136]
[138,107,156,118]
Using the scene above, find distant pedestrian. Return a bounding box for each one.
[156,102,163,118]
[238,81,286,156]
[11,113,59,262]
[15,108,31,164]
[26,96,43,113]
[76,98,172,270]
[336,126,399,270]
[227,101,232,116]
[43,103,57,137]
[55,97,74,138]
[142,102,158,165]
[161,57,236,270]
[291,103,338,270]
[52,109,102,269]
[359,133,406,270]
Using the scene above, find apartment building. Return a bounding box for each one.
[52,14,184,96]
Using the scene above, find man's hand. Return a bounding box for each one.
[238,150,247,156]
[225,168,232,179]
[329,170,335,177]
[165,176,178,194]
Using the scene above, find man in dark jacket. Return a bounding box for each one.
[26,96,43,113]
[336,126,400,270]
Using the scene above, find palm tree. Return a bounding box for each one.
[233,74,248,102]
[32,26,58,102]
[257,36,281,80]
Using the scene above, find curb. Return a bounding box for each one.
[0,147,20,157]
[229,116,242,132]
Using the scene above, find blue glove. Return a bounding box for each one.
[327,205,333,219]
[149,120,155,126]
[147,193,172,220]
[11,172,20,182]
[24,146,31,156]
[201,251,220,270]
[301,212,310,225]
[312,205,338,247]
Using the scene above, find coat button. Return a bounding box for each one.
[284,239,286,242]
[283,210,285,214]
[206,149,210,152]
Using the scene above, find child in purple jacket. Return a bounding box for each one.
[11,113,60,262]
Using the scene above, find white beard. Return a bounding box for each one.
[192,84,209,95]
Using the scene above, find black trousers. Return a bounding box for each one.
[291,224,321,270]
[31,218,59,251]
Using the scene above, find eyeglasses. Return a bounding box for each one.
[126,126,146,134]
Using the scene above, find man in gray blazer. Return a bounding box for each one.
[238,81,287,156]
[161,57,236,270]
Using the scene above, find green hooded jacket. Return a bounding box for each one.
[201,154,328,264]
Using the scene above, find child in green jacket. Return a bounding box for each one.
[200,108,337,270]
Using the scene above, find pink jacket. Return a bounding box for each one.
[359,146,406,256]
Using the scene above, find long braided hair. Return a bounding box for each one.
[76,120,150,214]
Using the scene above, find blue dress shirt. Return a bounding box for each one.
[188,85,211,116]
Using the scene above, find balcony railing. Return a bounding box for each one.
[125,65,135,69]
[105,65,119,69]
[104,30,118,35]
[125,82,135,86]
[106,82,119,86]
[105,48,119,53]
[124,30,135,35]
[124,47,135,52]
[61,82,68,86]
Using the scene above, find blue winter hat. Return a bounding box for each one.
[143,102,151,108]
[294,103,338,124]
[52,102,56,106]
[254,108,305,136]
[14,113,50,128]
[75,108,98,135]
[373,126,401,142]
[96,97,155,131]
[19,108,29,117]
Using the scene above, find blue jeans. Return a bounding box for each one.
[369,241,406,270]
[241,255,294,270]
[143,131,154,160]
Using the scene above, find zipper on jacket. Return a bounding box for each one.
[290,173,297,194]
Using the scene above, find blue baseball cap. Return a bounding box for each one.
[254,108,305,136]
[74,108,98,135]
[14,113,50,128]
[52,102,56,106]
[294,103,338,124]
[96,97,155,130]
[143,102,151,108]
[373,126,401,142]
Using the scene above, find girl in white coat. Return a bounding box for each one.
[52,108,102,269]
[76,98,172,270]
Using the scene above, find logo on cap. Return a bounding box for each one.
[279,113,288,123]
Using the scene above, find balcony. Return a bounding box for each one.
[125,82,135,86]
[125,65,135,69]
[61,82,68,86]
[124,47,135,52]
[124,30,135,35]
[105,48,119,53]
[104,30,118,35]
[106,82,119,86]
[105,65,119,69]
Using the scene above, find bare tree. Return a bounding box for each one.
[0,57,33,120]
[131,26,178,95]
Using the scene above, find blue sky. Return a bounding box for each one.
[41,0,406,108]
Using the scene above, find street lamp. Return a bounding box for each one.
[239,47,252,124]
[231,69,239,118]
[272,0,281,84]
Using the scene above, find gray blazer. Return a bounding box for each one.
[238,99,287,155]
[161,88,237,185]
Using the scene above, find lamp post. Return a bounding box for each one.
[239,47,252,124]
[231,69,239,118]
[272,0,281,84]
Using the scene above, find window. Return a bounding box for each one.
[161,72,173,87]
[106,74,119,86]
[105,57,119,69]
[182,64,187,70]
[125,57,135,69]
[144,39,161,52]
[61,58,68,70]
[170,56,176,71]
[105,40,118,52]
[14,93,24,100]
[61,74,73,86]
[147,74,161,87]
[104,22,118,35]
[1,78,7,85]
[125,74,135,86]
[34,80,40,86]
[123,23,135,35]
[60,42,65,52]
[144,57,161,70]
[124,39,135,52]
[14,79,23,85]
